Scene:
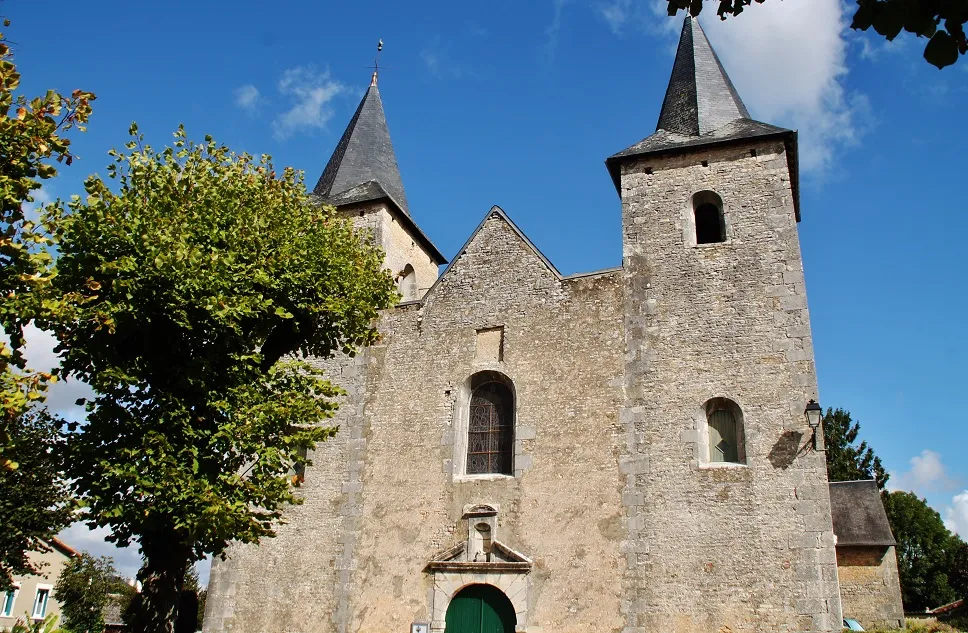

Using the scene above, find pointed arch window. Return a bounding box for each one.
[467,380,514,475]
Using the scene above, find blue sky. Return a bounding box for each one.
[6,0,967,583]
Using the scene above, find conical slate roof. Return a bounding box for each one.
[657,17,750,136]
[312,74,446,264]
[313,76,410,216]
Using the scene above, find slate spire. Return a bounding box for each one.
[606,16,800,218]
[312,73,410,215]
[656,17,751,136]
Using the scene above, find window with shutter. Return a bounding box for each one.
[708,409,738,463]
[703,397,745,465]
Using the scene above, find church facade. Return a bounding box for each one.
[205,18,853,633]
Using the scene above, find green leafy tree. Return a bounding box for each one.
[950,540,968,601]
[44,125,397,632]
[196,588,207,631]
[9,613,66,633]
[173,566,201,633]
[883,490,961,611]
[0,408,71,590]
[0,19,94,591]
[822,407,889,490]
[54,553,129,633]
[817,407,966,608]
[666,0,968,69]
[185,566,207,629]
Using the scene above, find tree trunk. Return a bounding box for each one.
[125,538,191,633]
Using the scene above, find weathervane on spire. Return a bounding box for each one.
[370,39,383,86]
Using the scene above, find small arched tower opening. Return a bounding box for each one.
[693,190,726,244]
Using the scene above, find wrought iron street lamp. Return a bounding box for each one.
[805,399,822,449]
[804,399,822,430]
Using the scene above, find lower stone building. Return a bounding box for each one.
[829,480,905,630]
[204,17,871,633]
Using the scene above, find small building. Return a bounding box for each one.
[829,480,904,630]
[0,538,78,628]
[925,598,967,623]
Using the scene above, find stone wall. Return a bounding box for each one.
[355,202,440,300]
[205,209,628,632]
[837,546,904,630]
[204,350,368,633]
[618,139,841,633]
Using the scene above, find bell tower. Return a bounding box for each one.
[607,18,841,633]
[312,70,446,301]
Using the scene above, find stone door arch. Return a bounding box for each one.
[444,584,516,633]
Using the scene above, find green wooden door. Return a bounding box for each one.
[444,584,516,633]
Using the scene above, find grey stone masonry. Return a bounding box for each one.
[618,138,841,633]
[203,349,369,633]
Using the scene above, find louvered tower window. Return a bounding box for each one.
[466,382,514,475]
[708,408,739,463]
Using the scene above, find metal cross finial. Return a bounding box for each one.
[370,39,384,86]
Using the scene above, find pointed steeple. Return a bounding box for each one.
[605,16,799,218]
[313,76,410,215]
[656,17,750,136]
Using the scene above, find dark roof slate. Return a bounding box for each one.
[829,480,897,547]
[310,77,446,265]
[657,17,751,136]
[312,80,410,216]
[610,118,792,161]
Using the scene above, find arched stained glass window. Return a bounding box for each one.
[466,382,514,475]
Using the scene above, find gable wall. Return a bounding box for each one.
[618,139,842,633]
[344,213,626,632]
[205,212,627,633]
[204,348,368,633]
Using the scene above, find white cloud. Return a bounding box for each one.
[233,84,261,112]
[58,523,143,581]
[945,491,968,539]
[600,0,632,34]
[58,523,213,587]
[421,37,465,80]
[697,1,870,173]
[422,48,441,76]
[543,0,569,63]
[889,449,959,495]
[16,324,92,422]
[272,67,346,141]
[17,185,54,225]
